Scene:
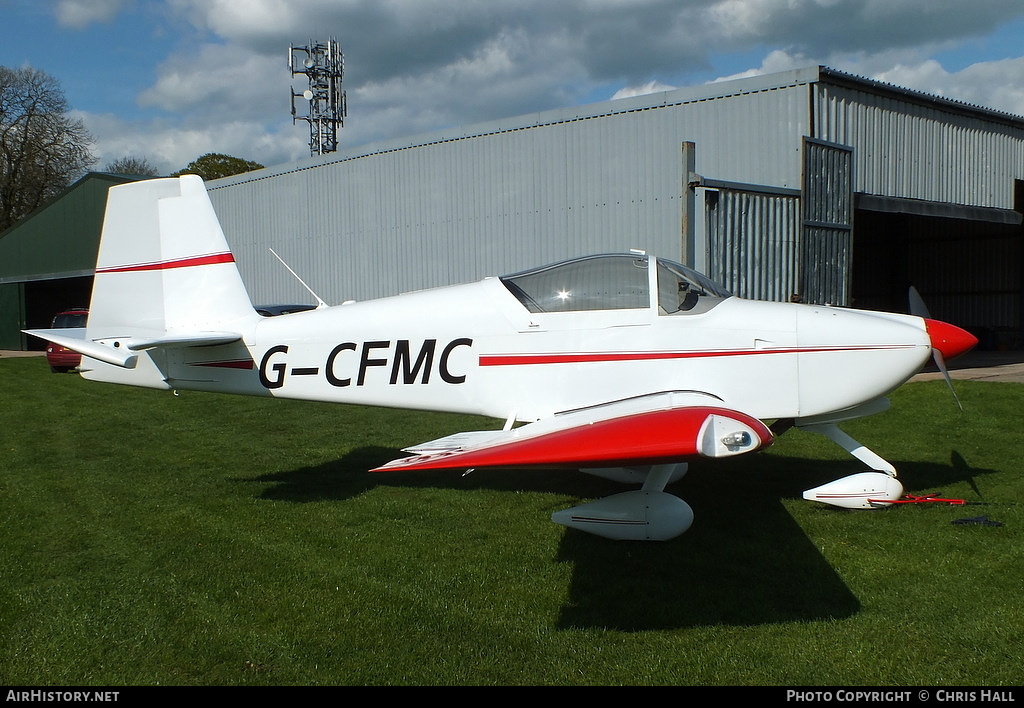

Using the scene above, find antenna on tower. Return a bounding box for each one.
[289,37,347,156]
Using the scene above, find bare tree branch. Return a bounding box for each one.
[0,65,96,232]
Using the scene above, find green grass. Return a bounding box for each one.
[1,356,1021,686]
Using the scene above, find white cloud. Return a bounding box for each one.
[61,0,1024,172]
[611,80,676,100]
[79,110,307,176]
[139,44,284,120]
[706,0,1024,55]
[55,0,129,29]
[710,49,1024,122]
[709,48,813,83]
[874,58,1024,117]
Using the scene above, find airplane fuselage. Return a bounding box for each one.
[120,274,933,426]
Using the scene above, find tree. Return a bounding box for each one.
[172,153,264,182]
[0,66,96,232]
[104,155,160,177]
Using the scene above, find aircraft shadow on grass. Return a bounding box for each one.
[249,446,994,631]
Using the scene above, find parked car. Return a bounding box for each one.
[45,307,88,373]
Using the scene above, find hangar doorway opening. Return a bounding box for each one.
[851,194,1023,351]
[22,276,94,351]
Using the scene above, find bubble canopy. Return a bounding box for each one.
[500,253,732,315]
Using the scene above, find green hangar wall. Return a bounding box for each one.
[0,174,138,350]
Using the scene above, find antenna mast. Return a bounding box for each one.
[289,38,347,156]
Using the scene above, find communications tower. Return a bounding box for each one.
[289,38,347,156]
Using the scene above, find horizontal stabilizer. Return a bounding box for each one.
[373,392,772,472]
[126,331,242,351]
[24,328,244,369]
[23,328,138,369]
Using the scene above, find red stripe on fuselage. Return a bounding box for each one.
[478,345,913,367]
[96,252,235,274]
[191,359,254,370]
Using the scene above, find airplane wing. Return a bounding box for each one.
[372,391,773,472]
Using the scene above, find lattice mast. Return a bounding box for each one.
[289,38,347,156]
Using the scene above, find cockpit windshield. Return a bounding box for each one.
[500,253,730,314]
[656,258,731,314]
[501,254,649,313]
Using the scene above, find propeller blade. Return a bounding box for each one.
[908,286,930,319]
[910,287,977,410]
[932,347,963,411]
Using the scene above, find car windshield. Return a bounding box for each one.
[501,254,649,313]
[52,312,87,328]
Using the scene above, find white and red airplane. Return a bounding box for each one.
[26,176,978,540]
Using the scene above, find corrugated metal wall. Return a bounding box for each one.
[705,188,801,301]
[208,74,811,305]
[814,81,1024,209]
[814,78,1023,337]
[802,139,854,306]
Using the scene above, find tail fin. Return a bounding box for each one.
[26,175,258,386]
[88,175,256,339]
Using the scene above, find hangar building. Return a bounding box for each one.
[208,66,1023,349]
[0,173,138,349]
[2,65,1022,350]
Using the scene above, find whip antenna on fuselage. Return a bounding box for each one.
[269,247,328,309]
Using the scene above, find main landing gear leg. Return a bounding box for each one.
[801,423,896,475]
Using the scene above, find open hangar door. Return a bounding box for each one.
[21,276,93,351]
[850,195,1023,351]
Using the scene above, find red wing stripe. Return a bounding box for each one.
[479,345,913,367]
[97,252,235,274]
[373,406,773,473]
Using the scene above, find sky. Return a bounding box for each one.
[3,0,1024,176]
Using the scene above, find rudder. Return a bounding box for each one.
[87,175,256,341]
[23,175,260,389]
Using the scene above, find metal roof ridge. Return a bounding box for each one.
[209,66,826,189]
[209,63,1024,189]
[818,65,1024,126]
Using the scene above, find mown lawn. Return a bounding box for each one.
[1,357,1021,685]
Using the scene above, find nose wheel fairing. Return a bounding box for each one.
[797,409,905,509]
[803,472,904,510]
